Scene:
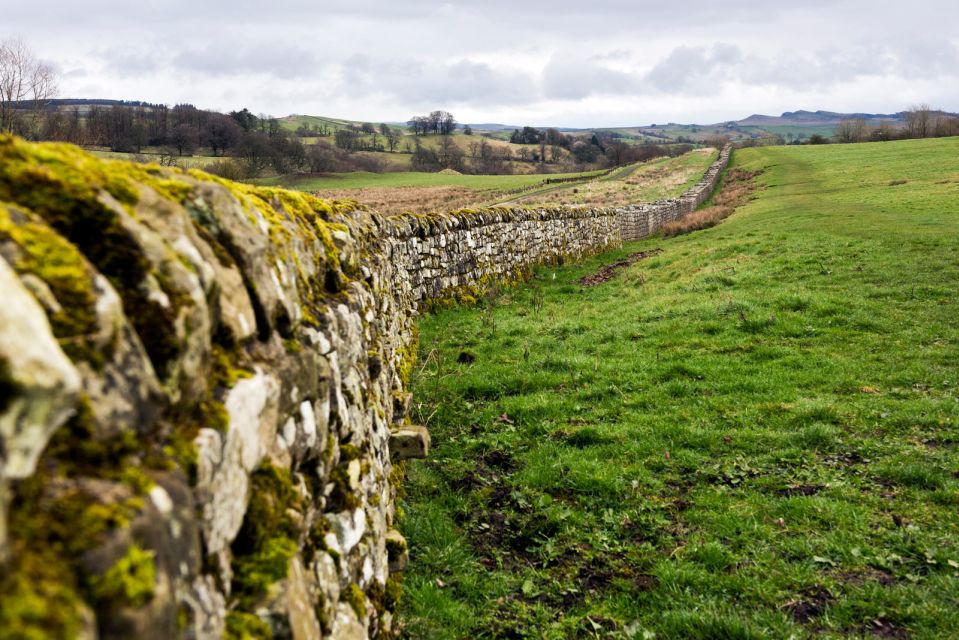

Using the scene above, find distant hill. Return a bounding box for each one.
[737,110,908,126]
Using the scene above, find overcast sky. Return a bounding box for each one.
[6,1,958,127]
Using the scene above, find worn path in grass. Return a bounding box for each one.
[398,137,959,639]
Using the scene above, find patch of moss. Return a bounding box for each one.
[384,574,403,611]
[394,329,419,389]
[232,465,301,555]
[42,397,141,478]
[342,582,367,619]
[0,202,102,367]
[88,543,156,608]
[1,466,146,638]
[388,460,407,501]
[225,611,274,640]
[231,537,297,610]
[0,551,87,640]
[0,137,183,379]
[339,443,362,462]
[327,465,361,512]
[230,465,303,609]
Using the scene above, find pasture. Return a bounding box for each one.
[398,137,959,638]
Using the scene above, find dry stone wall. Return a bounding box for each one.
[0,137,728,639]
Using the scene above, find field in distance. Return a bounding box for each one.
[502,148,718,207]
[399,136,959,638]
[258,169,606,215]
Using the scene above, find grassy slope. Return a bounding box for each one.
[398,137,959,639]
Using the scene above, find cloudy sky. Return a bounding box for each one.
[6,1,959,127]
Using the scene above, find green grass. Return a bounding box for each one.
[398,137,959,639]
[88,149,217,169]
[258,168,605,193]
[278,113,355,132]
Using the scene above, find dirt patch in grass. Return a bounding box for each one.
[855,618,910,639]
[838,568,895,587]
[578,249,662,287]
[782,586,834,624]
[661,168,763,237]
[776,484,824,497]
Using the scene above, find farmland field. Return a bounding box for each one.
[258,168,610,215]
[509,149,718,207]
[398,137,959,638]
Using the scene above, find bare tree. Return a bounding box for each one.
[0,37,59,136]
[384,127,400,153]
[835,118,869,143]
[436,135,464,170]
[906,104,933,139]
[167,123,198,156]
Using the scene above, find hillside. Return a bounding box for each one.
[399,137,959,638]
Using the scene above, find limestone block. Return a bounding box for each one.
[389,426,431,461]
[0,254,82,481]
[385,529,409,573]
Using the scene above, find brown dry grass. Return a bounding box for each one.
[313,185,491,215]
[660,168,763,237]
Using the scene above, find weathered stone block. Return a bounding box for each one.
[389,426,431,461]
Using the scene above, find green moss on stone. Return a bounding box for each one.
[88,543,156,608]
[0,202,102,367]
[339,443,362,462]
[0,552,87,640]
[0,136,185,379]
[231,537,297,610]
[225,611,274,640]
[1,464,146,638]
[384,574,403,611]
[343,583,367,619]
[230,465,302,610]
[327,465,361,512]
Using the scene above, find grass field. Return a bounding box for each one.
[259,169,604,193]
[397,137,959,638]
[88,149,217,170]
[513,149,718,207]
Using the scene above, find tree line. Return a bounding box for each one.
[407,110,457,136]
[833,105,959,144]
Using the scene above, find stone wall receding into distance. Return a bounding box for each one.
[0,136,729,639]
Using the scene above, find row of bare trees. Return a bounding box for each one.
[835,105,959,144]
[0,37,58,135]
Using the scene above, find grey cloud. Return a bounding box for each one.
[94,47,164,78]
[542,53,641,99]
[172,44,320,79]
[342,55,536,107]
[644,44,742,95]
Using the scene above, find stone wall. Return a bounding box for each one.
[0,136,728,639]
